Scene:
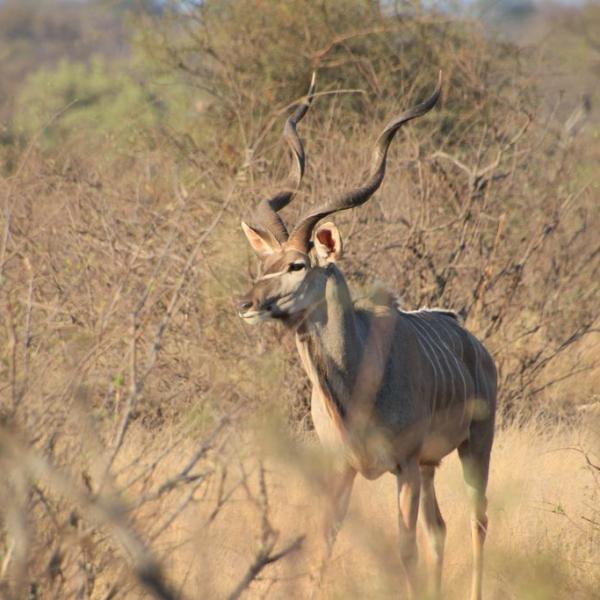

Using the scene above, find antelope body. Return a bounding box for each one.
[237,73,496,600]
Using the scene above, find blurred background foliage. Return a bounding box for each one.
[1,0,597,152]
[15,56,160,147]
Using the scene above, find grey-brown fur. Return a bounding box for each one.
[293,264,496,480]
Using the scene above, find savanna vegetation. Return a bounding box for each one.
[0,1,599,598]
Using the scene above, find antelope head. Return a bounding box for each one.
[237,73,442,326]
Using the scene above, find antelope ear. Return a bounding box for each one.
[241,222,281,257]
[314,222,343,264]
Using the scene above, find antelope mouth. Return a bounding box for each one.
[238,309,270,324]
[239,301,294,324]
[239,308,292,323]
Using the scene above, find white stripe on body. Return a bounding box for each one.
[431,311,465,360]
[402,312,448,416]
[414,314,459,409]
[407,315,454,414]
[416,313,469,412]
[400,312,441,415]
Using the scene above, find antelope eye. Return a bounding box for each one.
[288,262,306,272]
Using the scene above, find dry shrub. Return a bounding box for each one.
[141,0,600,423]
[0,1,599,598]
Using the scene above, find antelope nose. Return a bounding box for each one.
[237,296,253,313]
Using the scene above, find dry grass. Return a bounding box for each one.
[88,417,599,599]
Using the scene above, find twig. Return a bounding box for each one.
[227,463,305,600]
[0,428,182,600]
[104,182,237,478]
[227,535,305,600]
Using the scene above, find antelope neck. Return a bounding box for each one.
[295,265,363,417]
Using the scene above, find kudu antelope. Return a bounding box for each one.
[237,73,497,600]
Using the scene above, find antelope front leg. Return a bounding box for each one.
[316,464,356,586]
[396,459,421,597]
[419,464,446,598]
